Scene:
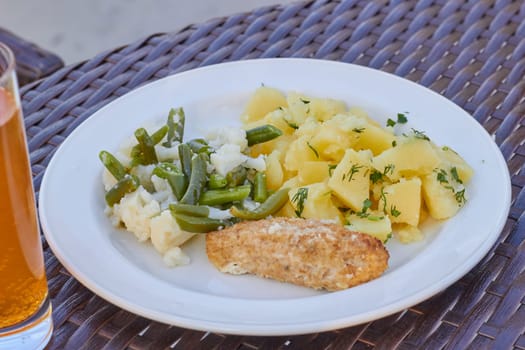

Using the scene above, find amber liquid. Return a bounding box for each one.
[0,87,48,328]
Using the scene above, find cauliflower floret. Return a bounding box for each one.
[207,127,248,151]
[150,175,176,210]
[210,144,248,176]
[130,164,156,192]
[155,144,180,162]
[149,210,196,254]
[111,186,161,242]
[163,246,190,267]
[244,154,266,172]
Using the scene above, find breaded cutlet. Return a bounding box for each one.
[206,217,389,291]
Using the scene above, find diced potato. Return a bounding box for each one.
[281,176,299,190]
[309,123,353,161]
[393,223,423,243]
[262,108,296,135]
[265,150,284,190]
[298,161,333,185]
[242,86,287,123]
[295,117,320,138]
[346,211,392,242]
[378,177,422,226]
[286,92,312,126]
[372,139,440,181]
[436,146,474,183]
[422,171,465,219]
[327,149,372,211]
[289,183,343,223]
[347,106,380,126]
[310,97,347,121]
[353,124,396,155]
[284,135,320,172]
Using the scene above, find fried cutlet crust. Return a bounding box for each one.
[206,217,389,291]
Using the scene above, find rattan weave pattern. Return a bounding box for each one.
[18,0,525,348]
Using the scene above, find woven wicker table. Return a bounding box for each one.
[19,0,525,348]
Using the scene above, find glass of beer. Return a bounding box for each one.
[0,43,53,349]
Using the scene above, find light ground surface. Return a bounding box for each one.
[0,0,296,64]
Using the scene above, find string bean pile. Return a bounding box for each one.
[100,107,288,235]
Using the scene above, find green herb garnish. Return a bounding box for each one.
[291,187,308,217]
[307,141,319,159]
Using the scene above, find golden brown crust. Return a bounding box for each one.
[205,217,389,291]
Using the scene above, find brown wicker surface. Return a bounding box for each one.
[18,0,525,348]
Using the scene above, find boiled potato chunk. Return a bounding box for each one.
[347,106,380,126]
[309,114,365,161]
[422,171,464,219]
[265,150,284,190]
[284,135,320,172]
[353,124,396,155]
[436,146,474,183]
[286,92,312,126]
[378,177,422,226]
[327,149,372,211]
[393,223,423,243]
[242,86,287,123]
[372,139,440,181]
[250,134,294,158]
[310,97,347,121]
[289,183,343,223]
[295,117,320,138]
[346,211,392,242]
[298,161,333,185]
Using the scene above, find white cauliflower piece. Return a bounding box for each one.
[207,127,247,151]
[244,155,266,172]
[130,164,155,192]
[111,186,160,242]
[163,246,190,267]
[155,144,180,162]
[149,210,196,254]
[210,144,248,176]
[150,175,176,210]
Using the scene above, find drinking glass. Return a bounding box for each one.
[0,43,53,349]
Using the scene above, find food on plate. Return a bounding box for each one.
[206,217,389,291]
[99,86,472,291]
[242,86,473,243]
[101,108,286,266]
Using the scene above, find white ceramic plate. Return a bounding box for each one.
[39,58,511,335]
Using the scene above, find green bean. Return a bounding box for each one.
[208,173,228,189]
[199,185,251,206]
[152,163,187,200]
[163,108,185,147]
[172,213,226,233]
[178,143,193,179]
[253,172,268,203]
[105,175,140,207]
[230,187,289,220]
[180,154,208,205]
[169,203,209,217]
[134,128,158,165]
[246,124,283,146]
[187,138,212,155]
[130,125,168,164]
[226,167,247,187]
[151,125,169,144]
[99,151,127,181]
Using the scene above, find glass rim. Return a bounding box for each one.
[0,42,16,87]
